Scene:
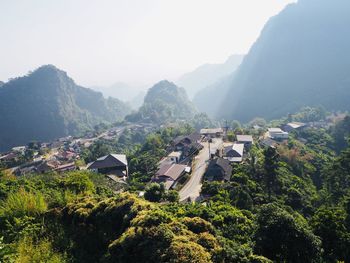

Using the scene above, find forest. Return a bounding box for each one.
[0,109,349,262]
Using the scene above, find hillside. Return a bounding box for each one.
[0,65,131,151]
[176,54,244,99]
[1,113,350,262]
[197,0,350,122]
[193,72,236,117]
[125,80,196,124]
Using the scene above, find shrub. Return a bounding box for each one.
[62,171,95,194]
[0,188,47,219]
[15,236,67,263]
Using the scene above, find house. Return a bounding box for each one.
[223,143,244,163]
[0,152,18,161]
[153,163,188,190]
[167,151,182,163]
[54,162,77,173]
[260,138,278,148]
[87,154,128,177]
[236,135,254,148]
[205,158,232,182]
[36,161,56,173]
[172,132,203,157]
[173,132,201,150]
[200,128,224,138]
[282,122,306,132]
[12,146,26,154]
[15,165,37,176]
[268,128,289,140]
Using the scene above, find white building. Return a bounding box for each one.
[223,143,244,163]
[283,122,306,132]
[167,151,182,163]
[268,128,289,139]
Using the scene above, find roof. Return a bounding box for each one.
[88,154,127,170]
[207,158,232,181]
[173,132,201,145]
[236,135,253,143]
[156,163,187,181]
[268,128,284,133]
[54,162,76,171]
[200,128,223,134]
[168,151,182,158]
[286,122,306,129]
[191,142,204,151]
[224,143,244,157]
[260,138,277,148]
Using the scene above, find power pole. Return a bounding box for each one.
[223,120,229,141]
[208,140,211,159]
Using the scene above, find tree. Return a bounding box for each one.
[254,204,321,263]
[311,207,350,262]
[231,120,241,130]
[263,147,279,201]
[324,140,350,202]
[331,115,350,152]
[165,190,179,202]
[144,183,165,202]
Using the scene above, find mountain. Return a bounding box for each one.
[125,80,196,124]
[176,54,244,99]
[0,65,131,151]
[214,0,350,122]
[0,81,4,87]
[193,72,236,118]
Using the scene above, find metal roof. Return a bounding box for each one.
[237,135,253,142]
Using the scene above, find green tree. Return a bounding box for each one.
[165,190,179,202]
[311,207,350,262]
[324,140,350,202]
[254,204,321,263]
[231,120,241,130]
[263,147,279,201]
[144,183,166,202]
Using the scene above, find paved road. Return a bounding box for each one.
[179,138,222,202]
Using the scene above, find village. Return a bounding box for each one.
[0,116,336,203]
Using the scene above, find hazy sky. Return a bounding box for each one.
[0,0,295,87]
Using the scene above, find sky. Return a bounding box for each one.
[0,0,296,88]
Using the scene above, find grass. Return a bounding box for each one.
[0,188,47,219]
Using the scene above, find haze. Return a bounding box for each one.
[0,0,295,87]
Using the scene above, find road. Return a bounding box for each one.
[179,138,222,202]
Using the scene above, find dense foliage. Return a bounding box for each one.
[125,80,196,124]
[0,65,131,151]
[0,111,349,262]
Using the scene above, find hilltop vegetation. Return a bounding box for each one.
[0,65,131,151]
[125,80,197,124]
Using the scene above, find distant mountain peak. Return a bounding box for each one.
[0,65,131,151]
[196,0,350,121]
[176,54,244,98]
[126,80,196,124]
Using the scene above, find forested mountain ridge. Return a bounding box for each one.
[195,0,350,121]
[0,65,131,151]
[126,80,197,124]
